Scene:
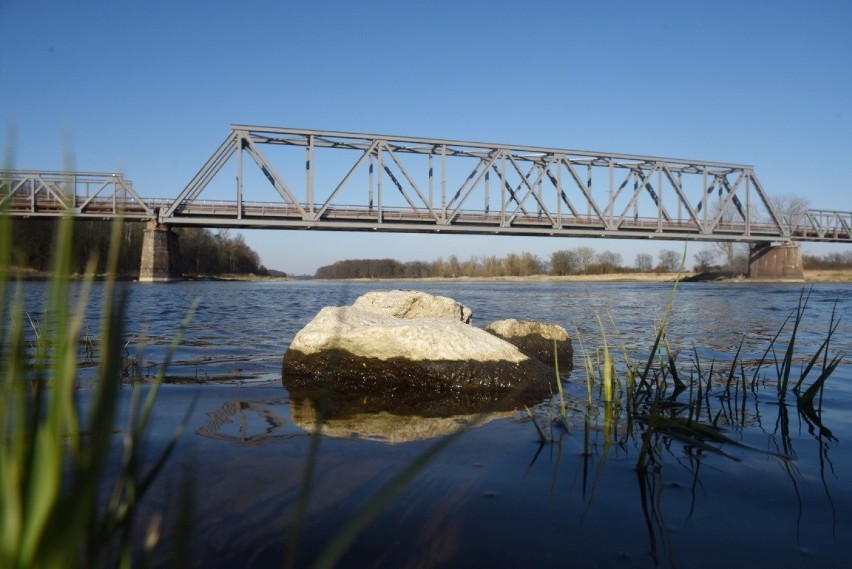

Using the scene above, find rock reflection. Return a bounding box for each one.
[197,399,303,446]
[286,386,519,443]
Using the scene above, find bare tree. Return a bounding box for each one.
[769,194,810,232]
[594,250,623,273]
[635,252,654,272]
[657,249,681,272]
[693,249,716,272]
[550,247,598,275]
[551,250,578,275]
[574,246,596,273]
[710,199,750,272]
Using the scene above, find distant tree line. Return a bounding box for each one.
[314,247,699,279]
[8,219,269,277]
[178,228,268,276]
[802,251,852,270]
[315,254,545,279]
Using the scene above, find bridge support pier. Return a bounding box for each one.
[139,220,182,282]
[748,242,803,281]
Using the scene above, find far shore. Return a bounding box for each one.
[9,267,851,284]
[307,269,852,284]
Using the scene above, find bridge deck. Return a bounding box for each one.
[3,191,848,243]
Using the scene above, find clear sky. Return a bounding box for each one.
[2,0,850,274]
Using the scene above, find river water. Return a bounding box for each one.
[23,280,852,568]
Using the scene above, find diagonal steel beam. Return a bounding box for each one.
[505,156,554,226]
[561,158,608,228]
[163,131,239,218]
[490,162,532,214]
[661,164,703,231]
[314,140,381,219]
[241,134,307,217]
[543,162,581,218]
[35,175,72,207]
[382,143,438,219]
[445,151,501,223]
[707,172,746,231]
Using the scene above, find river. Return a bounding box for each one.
[21,280,852,568]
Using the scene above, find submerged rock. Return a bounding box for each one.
[484,319,573,370]
[352,289,473,323]
[283,305,553,397]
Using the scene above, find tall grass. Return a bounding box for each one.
[0,211,192,568]
[532,271,843,475]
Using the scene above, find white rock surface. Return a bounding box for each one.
[352,290,473,323]
[485,319,569,341]
[485,318,573,369]
[289,306,525,362]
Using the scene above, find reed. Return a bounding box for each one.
[540,248,843,476]
[0,212,193,568]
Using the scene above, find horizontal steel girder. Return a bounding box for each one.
[2,125,851,245]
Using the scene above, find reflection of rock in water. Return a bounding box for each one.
[197,399,303,446]
[286,386,519,444]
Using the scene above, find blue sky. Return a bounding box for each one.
[2,0,850,274]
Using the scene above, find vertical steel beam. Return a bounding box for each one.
[745,174,751,236]
[500,153,507,226]
[377,145,383,223]
[236,136,243,220]
[306,135,315,215]
[440,145,447,220]
[657,164,663,231]
[702,167,709,231]
[428,153,433,209]
[556,157,563,228]
[484,170,490,214]
[368,154,374,211]
[608,159,614,219]
[587,165,592,218]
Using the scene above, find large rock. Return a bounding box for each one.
[282,305,553,398]
[485,319,573,370]
[352,290,473,324]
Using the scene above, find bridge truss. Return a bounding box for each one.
[2,126,850,244]
[0,170,154,218]
[162,126,849,243]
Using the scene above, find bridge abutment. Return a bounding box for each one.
[748,242,803,281]
[139,220,182,282]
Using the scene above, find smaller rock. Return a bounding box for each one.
[352,290,473,323]
[484,319,573,370]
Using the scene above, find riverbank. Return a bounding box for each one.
[9,267,851,283]
[309,269,852,283]
[6,267,290,282]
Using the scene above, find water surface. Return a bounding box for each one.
[22,280,852,568]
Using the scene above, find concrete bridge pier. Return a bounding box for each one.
[139,220,182,282]
[748,242,804,281]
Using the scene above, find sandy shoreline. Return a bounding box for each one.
[308,269,852,284]
[10,268,852,283]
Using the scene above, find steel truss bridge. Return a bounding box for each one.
[2,125,850,244]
